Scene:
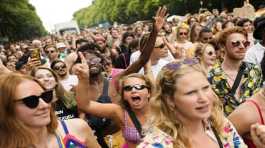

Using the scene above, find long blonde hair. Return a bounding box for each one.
[0,73,57,148]
[150,59,224,148]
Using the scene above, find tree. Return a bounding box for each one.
[73,0,265,27]
[0,0,46,41]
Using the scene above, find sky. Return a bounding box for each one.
[29,0,92,32]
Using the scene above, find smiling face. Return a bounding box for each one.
[122,77,150,110]
[52,61,67,77]
[14,80,51,128]
[34,69,57,90]
[202,45,216,66]
[172,71,214,122]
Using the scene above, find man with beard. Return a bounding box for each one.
[51,60,78,91]
[208,27,262,116]
[74,6,167,147]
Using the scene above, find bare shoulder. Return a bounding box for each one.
[228,99,260,135]
[62,118,101,147]
[64,118,92,134]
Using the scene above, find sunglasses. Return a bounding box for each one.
[15,90,53,109]
[123,84,148,92]
[155,44,165,49]
[88,57,102,64]
[231,40,250,48]
[53,64,66,70]
[164,58,199,70]
[47,50,56,54]
[179,32,188,35]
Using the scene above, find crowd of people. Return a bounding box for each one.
[1,5,265,148]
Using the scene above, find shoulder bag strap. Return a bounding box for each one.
[229,62,246,96]
[125,105,144,138]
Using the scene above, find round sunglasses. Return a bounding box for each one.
[123,84,148,92]
[15,90,53,109]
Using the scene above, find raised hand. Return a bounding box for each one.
[153,6,168,32]
[75,52,89,81]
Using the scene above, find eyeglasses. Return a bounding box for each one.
[123,84,148,92]
[47,50,56,54]
[179,32,188,36]
[15,90,53,109]
[231,40,250,48]
[155,44,165,49]
[164,58,199,70]
[53,64,66,70]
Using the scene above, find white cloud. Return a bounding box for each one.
[29,0,92,32]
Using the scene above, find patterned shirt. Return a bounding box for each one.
[137,119,247,148]
[208,62,262,115]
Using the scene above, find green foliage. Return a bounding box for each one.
[0,0,46,41]
[74,0,264,27]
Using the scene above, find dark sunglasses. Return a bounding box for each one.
[53,64,66,70]
[231,40,250,48]
[155,44,165,49]
[179,32,188,35]
[47,50,56,54]
[15,90,53,109]
[123,84,148,92]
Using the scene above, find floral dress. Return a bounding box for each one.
[208,62,262,115]
[137,119,247,148]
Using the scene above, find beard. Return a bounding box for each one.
[89,66,102,77]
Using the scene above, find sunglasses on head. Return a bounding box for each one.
[155,44,165,49]
[123,84,148,92]
[165,58,199,70]
[88,57,102,64]
[15,90,53,109]
[231,40,250,48]
[53,64,66,70]
[179,32,188,35]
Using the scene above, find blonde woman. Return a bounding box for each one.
[194,42,217,72]
[138,59,247,148]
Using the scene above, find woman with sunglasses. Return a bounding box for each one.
[31,67,79,121]
[194,42,217,72]
[0,73,100,148]
[75,51,154,148]
[137,59,247,148]
[174,24,193,59]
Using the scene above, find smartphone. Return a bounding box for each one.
[30,48,41,61]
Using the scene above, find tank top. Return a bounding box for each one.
[85,78,112,148]
[243,100,265,148]
[57,120,87,148]
[122,111,141,144]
